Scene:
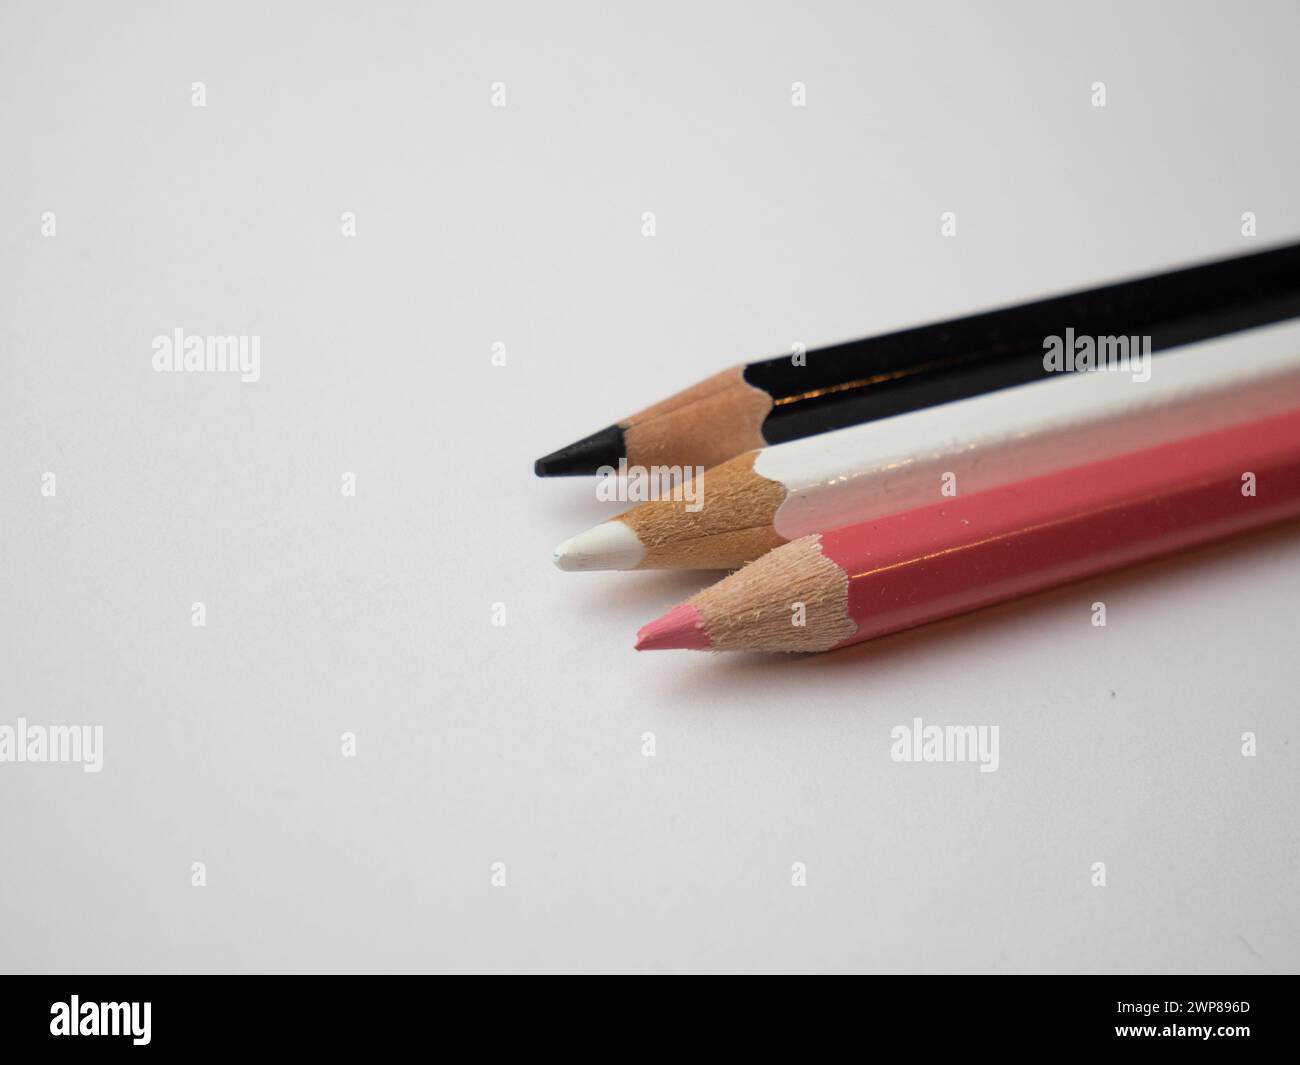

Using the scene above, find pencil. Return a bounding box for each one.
[554,320,1300,570]
[635,405,1300,653]
[535,242,1300,477]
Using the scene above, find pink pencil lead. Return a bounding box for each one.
[635,603,711,651]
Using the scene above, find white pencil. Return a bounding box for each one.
[553,318,1300,570]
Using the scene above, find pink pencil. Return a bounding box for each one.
[636,406,1300,653]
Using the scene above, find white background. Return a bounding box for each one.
[2,0,1297,973]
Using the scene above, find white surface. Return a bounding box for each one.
[763,319,1300,539]
[1,0,1298,975]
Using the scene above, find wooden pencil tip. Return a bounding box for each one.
[635,603,711,651]
[534,424,625,477]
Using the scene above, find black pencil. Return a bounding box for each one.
[534,241,1300,476]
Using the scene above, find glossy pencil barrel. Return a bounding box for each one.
[751,242,1300,444]
[824,408,1300,647]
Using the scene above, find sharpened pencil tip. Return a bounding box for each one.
[635,603,711,651]
[534,424,625,477]
[553,521,646,571]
